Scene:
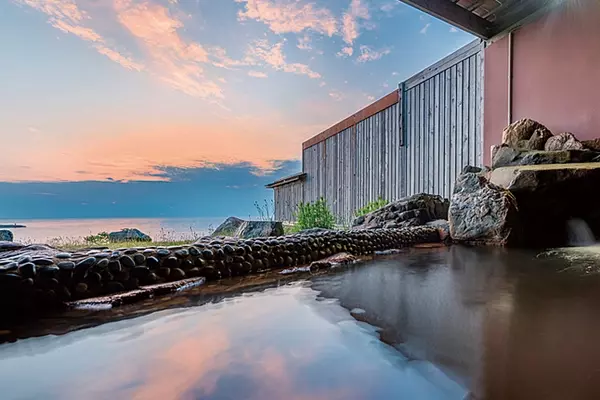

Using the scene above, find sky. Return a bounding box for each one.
[0,0,473,219]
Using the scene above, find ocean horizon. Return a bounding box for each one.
[0,217,238,243]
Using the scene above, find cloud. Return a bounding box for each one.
[391,71,399,76]
[328,91,343,101]
[235,0,337,36]
[114,0,223,99]
[336,46,354,58]
[450,26,458,33]
[248,70,268,78]
[420,23,431,34]
[246,39,320,79]
[14,0,142,72]
[380,2,399,14]
[318,81,326,87]
[341,0,370,46]
[367,95,375,101]
[356,45,391,63]
[297,34,312,51]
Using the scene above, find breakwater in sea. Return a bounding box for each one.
[0,226,442,317]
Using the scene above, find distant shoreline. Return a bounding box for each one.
[0,224,26,228]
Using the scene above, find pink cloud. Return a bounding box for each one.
[247,39,321,79]
[236,0,337,36]
[114,0,223,99]
[297,34,312,51]
[336,46,354,58]
[14,0,141,71]
[356,45,391,63]
[248,70,268,78]
[341,0,370,46]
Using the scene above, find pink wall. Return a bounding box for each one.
[483,1,600,165]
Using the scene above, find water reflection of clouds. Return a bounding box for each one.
[0,284,465,400]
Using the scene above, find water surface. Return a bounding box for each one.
[2,246,600,399]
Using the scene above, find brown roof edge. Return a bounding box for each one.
[265,172,307,189]
[302,89,399,150]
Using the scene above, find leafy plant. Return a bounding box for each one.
[294,198,336,231]
[83,231,109,245]
[354,197,389,217]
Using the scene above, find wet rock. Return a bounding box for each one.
[174,249,189,259]
[133,253,145,266]
[56,252,72,259]
[0,262,18,272]
[449,170,520,246]
[146,256,160,269]
[163,256,179,269]
[96,259,109,269]
[76,257,97,271]
[156,249,170,257]
[18,262,36,278]
[119,255,135,268]
[108,228,151,242]
[75,283,88,294]
[170,268,186,280]
[131,266,150,279]
[108,260,122,273]
[58,261,75,270]
[157,267,171,278]
[32,258,54,266]
[0,273,21,284]
[502,118,551,147]
[105,281,125,294]
[544,132,584,151]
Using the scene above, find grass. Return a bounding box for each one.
[55,240,195,251]
[354,197,389,217]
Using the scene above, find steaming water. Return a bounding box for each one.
[566,218,595,246]
[4,246,600,399]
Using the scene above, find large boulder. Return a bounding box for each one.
[208,218,284,239]
[582,138,600,151]
[490,163,600,247]
[492,147,600,168]
[502,118,552,148]
[544,132,584,151]
[235,221,284,239]
[211,217,244,237]
[0,230,13,242]
[352,193,449,230]
[449,169,520,246]
[523,128,553,150]
[108,228,151,242]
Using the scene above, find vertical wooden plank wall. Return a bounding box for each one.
[275,39,484,224]
[273,180,303,222]
[403,40,484,200]
[302,103,403,225]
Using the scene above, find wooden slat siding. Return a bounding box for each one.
[273,180,303,222]
[405,39,482,89]
[400,43,484,200]
[476,48,484,168]
[302,90,399,150]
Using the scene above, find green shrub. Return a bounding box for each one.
[294,198,336,231]
[354,197,389,217]
[83,231,109,245]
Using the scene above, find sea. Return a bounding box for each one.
[0,217,229,244]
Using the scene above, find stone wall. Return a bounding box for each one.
[0,226,442,317]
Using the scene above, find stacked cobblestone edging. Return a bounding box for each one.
[0,226,442,316]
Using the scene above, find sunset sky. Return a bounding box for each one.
[1,0,473,219]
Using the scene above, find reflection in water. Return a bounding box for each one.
[0,282,466,400]
[3,246,600,399]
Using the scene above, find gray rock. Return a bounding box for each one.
[502,118,551,147]
[492,146,600,168]
[448,171,520,246]
[352,193,449,230]
[544,132,584,151]
[0,230,13,242]
[211,217,245,237]
[108,228,151,242]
